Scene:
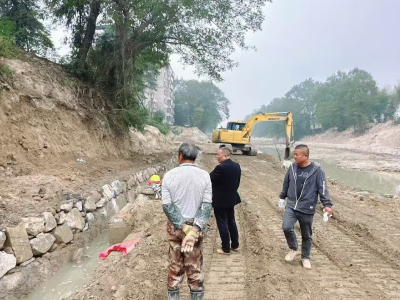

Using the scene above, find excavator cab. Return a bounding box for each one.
[227,122,246,131]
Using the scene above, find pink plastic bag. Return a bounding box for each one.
[99,239,140,260]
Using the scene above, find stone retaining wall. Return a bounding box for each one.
[0,155,178,299]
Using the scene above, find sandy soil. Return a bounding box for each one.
[66,151,400,300]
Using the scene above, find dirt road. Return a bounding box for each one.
[68,153,400,300]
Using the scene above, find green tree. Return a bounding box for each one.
[174,80,230,132]
[0,0,53,55]
[312,68,378,132]
[47,0,271,79]
[0,17,16,39]
[245,79,320,140]
[245,97,309,140]
[45,0,103,70]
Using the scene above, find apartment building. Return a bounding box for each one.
[144,66,175,125]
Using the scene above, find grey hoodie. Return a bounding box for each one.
[279,162,332,215]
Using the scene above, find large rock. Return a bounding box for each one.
[86,213,95,224]
[127,174,137,189]
[53,224,73,244]
[111,180,124,196]
[96,197,107,208]
[42,212,57,232]
[60,202,74,212]
[66,208,86,230]
[142,169,150,181]
[84,192,99,212]
[104,198,118,219]
[101,184,115,200]
[75,201,83,211]
[116,194,127,211]
[29,233,55,256]
[109,204,136,245]
[120,181,127,193]
[136,171,144,183]
[5,223,33,264]
[57,211,66,225]
[0,232,6,249]
[21,217,44,237]
[137,185,155,195]
[0,251,16,278]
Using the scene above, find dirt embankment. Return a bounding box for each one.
[0,57,175,227]
[67,151,400,300]
[253,122,400,173]
[301,122,400,172]
[303,122,400,155]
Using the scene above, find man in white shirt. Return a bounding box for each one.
[162,143,212,300]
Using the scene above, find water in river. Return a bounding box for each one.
[26,230,110,300]
[259,146,400,195]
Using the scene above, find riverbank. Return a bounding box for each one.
[66,151,400,300]
[253,121,400,173]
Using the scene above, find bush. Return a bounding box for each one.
[0,36,19,58]
[147,110,170,135]
[147,119,170,135]
[105,105,149,136]
[0,63,13,80]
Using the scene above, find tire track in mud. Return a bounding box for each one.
[324,191,400,267]
[204,215,247,300]
[178,214,247,300]
[237,156,400,299]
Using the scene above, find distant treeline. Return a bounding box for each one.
[245,68,400,140]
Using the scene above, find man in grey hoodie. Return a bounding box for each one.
[279,144,333,269]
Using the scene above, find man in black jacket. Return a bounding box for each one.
[210,147,241,254]
[279,144,333,269]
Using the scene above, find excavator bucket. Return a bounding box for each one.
[284,147,290,159]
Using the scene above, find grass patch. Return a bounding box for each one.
[147,118,170,135]
[0,36,20,59]
[0,64,13,81]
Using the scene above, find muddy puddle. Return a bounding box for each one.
[259,146,400,195]
[26,230,110,300]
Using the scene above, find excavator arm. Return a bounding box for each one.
[212,111,294,158]
[242,112,294,158]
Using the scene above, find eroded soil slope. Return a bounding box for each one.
[0,57,173,227]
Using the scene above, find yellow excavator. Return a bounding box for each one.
[211,112,294,158]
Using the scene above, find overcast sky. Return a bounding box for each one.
[170,0,400,121]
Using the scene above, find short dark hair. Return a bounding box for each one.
[178,143,200,161]
[295,144,309,156]
[219,147,231,156]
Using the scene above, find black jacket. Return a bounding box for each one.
[279,162,332,215]
[210,159,241,208]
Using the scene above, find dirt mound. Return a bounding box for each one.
[303,121,400,155]
[129,125,175,154]
[172,126,211,144]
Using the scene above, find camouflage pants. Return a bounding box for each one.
[166,221,204,291]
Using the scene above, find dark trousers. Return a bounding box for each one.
[282,207,314,259]
[214,207,239,253]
